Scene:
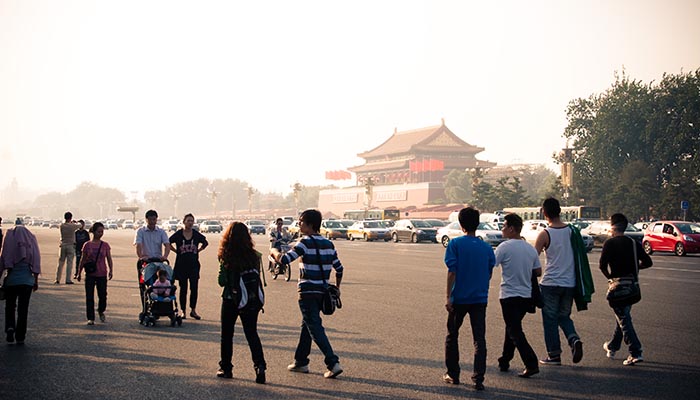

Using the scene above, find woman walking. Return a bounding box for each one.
[217,222,266,384]
[169,214,208,320]
[599,213,653,366]
[76,222,113,325]
[0,221,41,344]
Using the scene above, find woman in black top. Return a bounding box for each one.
[599,213,653,366]
[169,214,208,320]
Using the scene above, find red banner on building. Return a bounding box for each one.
[325,170,352,180]
[409,159,444,172]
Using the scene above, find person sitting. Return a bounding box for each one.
[151,269,172,300]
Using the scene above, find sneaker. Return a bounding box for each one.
[539,356,561,365]
[6,328,15,343]
[473,382,485,391]
[216,368,233,379]
[518,367,539,378]
[87,320,95,326]
[255,366,266,384]
[287,362,309,373]
[623,355,644,366]
[66,281,74,285]
[442,373,459,385]
[53,280,60,284]
[572,339,584,364]
[323,363,343,379]
[603,341,616,359]
[99,312,106,323]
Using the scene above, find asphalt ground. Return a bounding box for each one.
[1,227,699,399]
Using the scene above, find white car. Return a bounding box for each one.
[200,220,223,233]
[437,222,506,248]
[161,219,179,232]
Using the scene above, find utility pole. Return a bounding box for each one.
[292,182,302,217]
[208,188,219,217]
[365,176,374,220]
[171,192,180,218]
[247,186,256,216]
[561,143,574,206]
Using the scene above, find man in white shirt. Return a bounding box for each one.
[494,213,541,378]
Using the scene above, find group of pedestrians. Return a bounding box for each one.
[443,197,652,391]
[1,199,652,391]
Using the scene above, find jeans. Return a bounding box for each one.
[607,305,642,358]
[445,303,487,384]
[294,294,339,369]
[4,285,33,342]
[540,285,579,357]
[85,276,108,321]
[499,297,539,370]
[178,277,199,310]
[220,299,266,371]
[56,244,76,283]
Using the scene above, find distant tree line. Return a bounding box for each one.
[559,69,699,221]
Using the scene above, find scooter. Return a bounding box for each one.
[268,244,292,282]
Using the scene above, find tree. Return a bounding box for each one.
[443,170,473,203]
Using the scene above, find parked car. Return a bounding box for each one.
[245,220,267,235]
[122,220,135,230]
[49,220,60,229]
[582,220,644,246]
[390,219,437,243]
[380,219,395,228]
[424,219,448,228]
[522,219,594,252]
[105,220,118,230]
[287,220,301,239]
[161,219,179,232]
[347,220,389,241]
[320,220,349,240]
[643,221,700,256]
[437,222,506,248]
[338,219,355,228]
[200,220,223,233]
[634,222,651,231]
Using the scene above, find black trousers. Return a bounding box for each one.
[499,297,538,370]
[445,303,487,384]
[220,299,266,371]
[4,285,33,341]
[178,277,199,310]
[85,276,108,321]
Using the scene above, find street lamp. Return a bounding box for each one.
[207,188,219,217]
[292,182,302,217]
[247,186,256,216]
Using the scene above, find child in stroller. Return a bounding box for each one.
[139,261,183,327]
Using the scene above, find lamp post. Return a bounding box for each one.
[364,176,374,219]
[207,188,219,217]
[292,182,302,217]
[247,186,256,216]
[171,192,180,218]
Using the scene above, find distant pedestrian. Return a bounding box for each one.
[54,211,82,284]
[494,213,541,378]
[134,210,170,312]
[535,198,584,365]
[443,207,495,391]
[0,216,4,253]
[0,223,41,344]
[271,209,344,379]
[73,220,90,281]
[599,213,652,366]
[76,222,113,325]
[168,213,208,320]
[217,221,266,384]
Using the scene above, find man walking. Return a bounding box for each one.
[73,220,90,281]
[55,212,81,284]
[271,209,344,379]
[535,197,584,365]
[443,207,495,391]
[495,213,541,377]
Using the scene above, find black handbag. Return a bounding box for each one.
[309,237,341,315]
[83,242,103,274]
[606,237,641,307]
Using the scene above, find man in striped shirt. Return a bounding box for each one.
[271,209,344,379]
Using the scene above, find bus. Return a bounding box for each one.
[343,208,400,221]
[503,206,601,222]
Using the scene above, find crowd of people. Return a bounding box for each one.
[0,197,652,389]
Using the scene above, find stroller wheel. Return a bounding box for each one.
[139,313,144,324]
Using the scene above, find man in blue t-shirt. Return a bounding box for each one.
[443,207,495,391]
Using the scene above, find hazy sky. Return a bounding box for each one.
[1,0,699,197]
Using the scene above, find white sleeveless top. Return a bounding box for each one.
[540,226,575,288]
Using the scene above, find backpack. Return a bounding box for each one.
[237,269,264,310]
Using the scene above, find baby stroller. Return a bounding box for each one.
[138,260,183,327]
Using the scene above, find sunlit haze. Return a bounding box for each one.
[1,0,699,199]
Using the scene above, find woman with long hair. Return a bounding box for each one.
[217,221,266,383]
[76,222,114,325]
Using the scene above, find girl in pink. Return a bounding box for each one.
[76,222,113,325]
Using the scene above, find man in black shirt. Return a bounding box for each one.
[599,213,652,366]
[74,220,91,280]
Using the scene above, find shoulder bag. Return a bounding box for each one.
[606,237,641,307]
[309,237,341,315]
[83,241,104,274]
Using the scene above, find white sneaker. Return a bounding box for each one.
[287,363,309,373]
[87,320,95,326]
[323,362,343,379]
[603,341,616,359]
[623,355,643,366]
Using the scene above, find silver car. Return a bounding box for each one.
[437,222,506,248]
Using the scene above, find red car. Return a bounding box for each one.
[643,221,700,256]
